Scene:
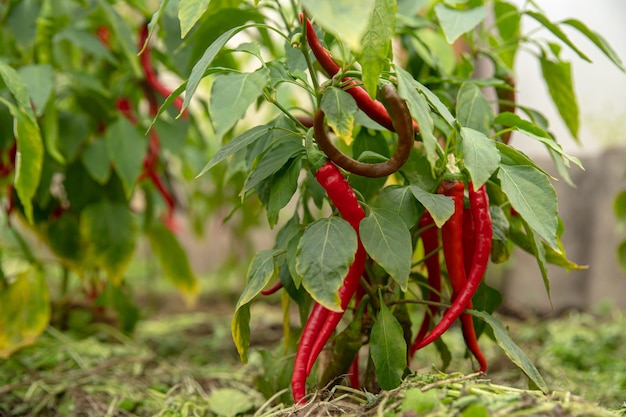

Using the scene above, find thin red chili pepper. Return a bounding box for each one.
[292,161,366,403]
[349,353,360,388]
[138,24,187,117]
[462,205,476,275]
[412,183,492,370]
[314,83,414,178]
[409,211,441,358]
[302,16,418,133]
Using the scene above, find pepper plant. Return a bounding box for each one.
[1,0,624,404]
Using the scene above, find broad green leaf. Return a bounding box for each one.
[210,67,270,138]
[470,310,549,394]
[370,298,407,390]
[360,208,412,291]
[98,282,140,333]
[0,99,44,224]
[17,64,54,116]
[197,125,273,177]
[409,185,454,227]
[207,388,256,417]
[244,135,304,193]
[497,164,558,249]
[396,67,439,169]
[105,117,147,198]
[496,142,547,176]
[412,29,457,75]
[178,0,211,38]
[236,249,283,309]
[0,262,50,358]
[359,0,396,96]
[0,61,33,115]
[296,218,358,311]
[493,1,520,69]
[374,186,419,228]
[562,18,625,73]
[42,98,64,164]
[44,213,83,264]
[82,139,111,184]
[320,87,358,144]
[456,82,493,135]
[146,223,199,307]
[80,201,137,284]
[461,127,500,188]
[614,190,626,220]
[461,404,489,417]
[232,303,251,363]
[434,4,488,44]
[301,0,376,53]
[267,158,302,228]
[525,11,591,63]
[540,55,580,141]
[396,66,455,127]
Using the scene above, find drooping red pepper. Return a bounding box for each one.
[409,211,441,358]
[291,161,367,403]
[302,16,418,133]
[412,182,492,373]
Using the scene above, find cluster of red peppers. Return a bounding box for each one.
[286,17,494,403]
[98,24,185,231]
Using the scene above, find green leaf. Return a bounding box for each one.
[197,125,273,177]
[493,1,520,69]
[320,87,357,143]
[82,139,111,184]
[42,98,64,164]
[210,67,271,138]
[396,67,440,169]
[244,135,304,193]
[539,56,579,140]
[232,303,251,363]
[301,0,376,53]
[525,11,591,63]
[614,190,626,220]
[401,388,440,413]
[96,0,142,77]
[105,117,147,198]
[0,61,33,115]
[561,18,625,72]
[461,127,500,188]
[145,0,170,53]
[0,99,44,224]
[17,64,54,116]
[0,262,50,359]
[267,158,302,228]
[146,223,200,307]
[461,404,490,417]
[178,0,211,38]
[236,249,283,309]
[497,164,558,249]
[409,185,454,227]
[374,186,419,228]
[370,298,407,390]
[395,66,455,127]
[434,4,488,44]
[470,310,549,394]
[456,82,493,135]
[80,201,137,284]
[296,218,358,311]
[207,388,256,417]
[360,208,412,291]
[359,0,395,96]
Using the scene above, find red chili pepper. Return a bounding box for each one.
[302,16,418,133]
[409,211,441,358]
[292,161,366,403]
[412,183,492,373]
[261,280,283,296]
[138,24,187,117]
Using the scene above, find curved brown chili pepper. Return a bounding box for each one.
[497,74,516,145]
[313,84,414,178]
